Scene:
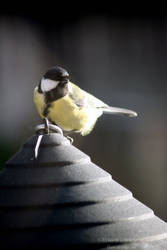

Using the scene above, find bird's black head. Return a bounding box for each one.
[44,66,69,83]
[38,66,70,103]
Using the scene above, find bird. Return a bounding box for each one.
[34,66,137,136]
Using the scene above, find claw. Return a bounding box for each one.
[66,136,74,144]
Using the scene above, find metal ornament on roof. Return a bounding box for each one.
[0,125,167,249]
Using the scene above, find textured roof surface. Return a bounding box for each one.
[0,133,167,249]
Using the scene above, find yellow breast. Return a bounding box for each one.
[34,87,102,135]
[47,96,89,132]
[33,87,45,118]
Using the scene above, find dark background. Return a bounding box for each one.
[0,7,167,221]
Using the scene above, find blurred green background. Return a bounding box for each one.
[0,8,167,221]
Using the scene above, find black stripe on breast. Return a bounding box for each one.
[43,103,52,117]
[45,84,68,104]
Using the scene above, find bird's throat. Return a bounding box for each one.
[44,85,68,104]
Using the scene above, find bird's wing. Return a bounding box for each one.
[69,82,109,108]
[69,82,137,117]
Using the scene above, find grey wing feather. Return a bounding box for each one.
[102,107,138,117]
[70,82,109,108]
[69,82,137,117]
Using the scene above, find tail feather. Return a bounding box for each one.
[102,106,138,117]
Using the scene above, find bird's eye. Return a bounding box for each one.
[58,75,69,81]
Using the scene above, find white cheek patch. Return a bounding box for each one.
[41,78,59,92]
[68,82,73,94]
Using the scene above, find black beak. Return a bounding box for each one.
[61,78,69,85]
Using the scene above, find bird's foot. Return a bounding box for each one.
[34,118,64,159]
[66,136,74,144]
[35,118,63,135]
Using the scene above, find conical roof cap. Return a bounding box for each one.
[0,133,167,249]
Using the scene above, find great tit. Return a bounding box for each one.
[34,66,137,136]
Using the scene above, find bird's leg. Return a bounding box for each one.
[43,117,49,134]
[43,117,50,134]
[34,118,49,159]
